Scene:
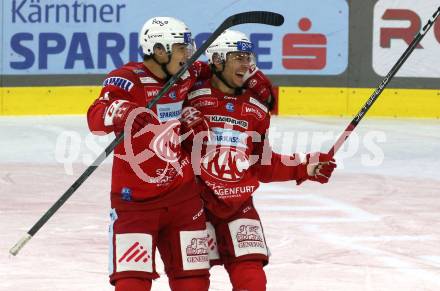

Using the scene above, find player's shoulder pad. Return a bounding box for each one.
[102,63,142,91]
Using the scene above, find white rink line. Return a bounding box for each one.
[419,256,440,268]
[303,225,440,287]
[255,194,319,200]
[335,235,436,242]
[256,194,380,223]
[262,217,379,223]
[257,205,335,211]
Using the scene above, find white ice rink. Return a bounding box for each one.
[1,115,439,291]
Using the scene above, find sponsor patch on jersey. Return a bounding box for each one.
[249,97,268,113]
[207,115,248,129]
[180,230,210,271]
[132,68,144,74]
[144,86,161,99]
[210,185,256,198]
[156,101,184,122]
[115,233,153,273]
[188,88,212,100]
[241,103,265,121]
[228,219,268,257]
[103,77,134,91]
[191,97,218,109]
[140,76,159,84]
[207,127,247,148]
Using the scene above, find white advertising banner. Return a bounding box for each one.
[373,0,440,78]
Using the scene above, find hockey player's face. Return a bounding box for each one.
[166,43,190,75]
[224,52,252,87]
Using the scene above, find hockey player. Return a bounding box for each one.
[87,17,212,291]
[181,30,337,291]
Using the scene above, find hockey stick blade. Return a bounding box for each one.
[227,11,284,27]
[9,11,285,256]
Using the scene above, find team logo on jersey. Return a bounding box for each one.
[225,102,235,112]
[152,120,181,163]
[207,115,248,129]
[169,91,177,100]
[103,77,134,91]
[201,147,249,182]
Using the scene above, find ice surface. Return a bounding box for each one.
[1,115,439,290]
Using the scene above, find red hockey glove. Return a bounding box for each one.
[243,64,275,105]
[297,152,337,185]
[180,106,210,141]
[192,61,212,79]
[104,100,150,133]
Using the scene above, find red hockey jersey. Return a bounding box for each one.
[87,61,208,210]
[186,80,307,218]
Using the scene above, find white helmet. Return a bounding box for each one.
[205,30,253,64]
[139,17,193,55]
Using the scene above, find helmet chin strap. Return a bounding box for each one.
[152,53,173,80]
[211,63,243,95]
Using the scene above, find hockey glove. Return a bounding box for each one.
[192,61,212,80]
[180,106,210,141]
[297,152,337,185]
[243,64,275,110]
[104,100,151,134]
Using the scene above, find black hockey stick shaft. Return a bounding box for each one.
[328,6,440,157]
[9,11,284,256]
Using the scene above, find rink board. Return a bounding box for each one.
[0,86,439,118]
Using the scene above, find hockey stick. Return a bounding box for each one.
[328,6,440,157]
[9,11,284,256]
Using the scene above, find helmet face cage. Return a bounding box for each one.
[139,17,194,57]
[206,30,255,64]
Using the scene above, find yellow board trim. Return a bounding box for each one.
[1,86,439,118]
[0,86,101,115]
[279,87,440,118]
